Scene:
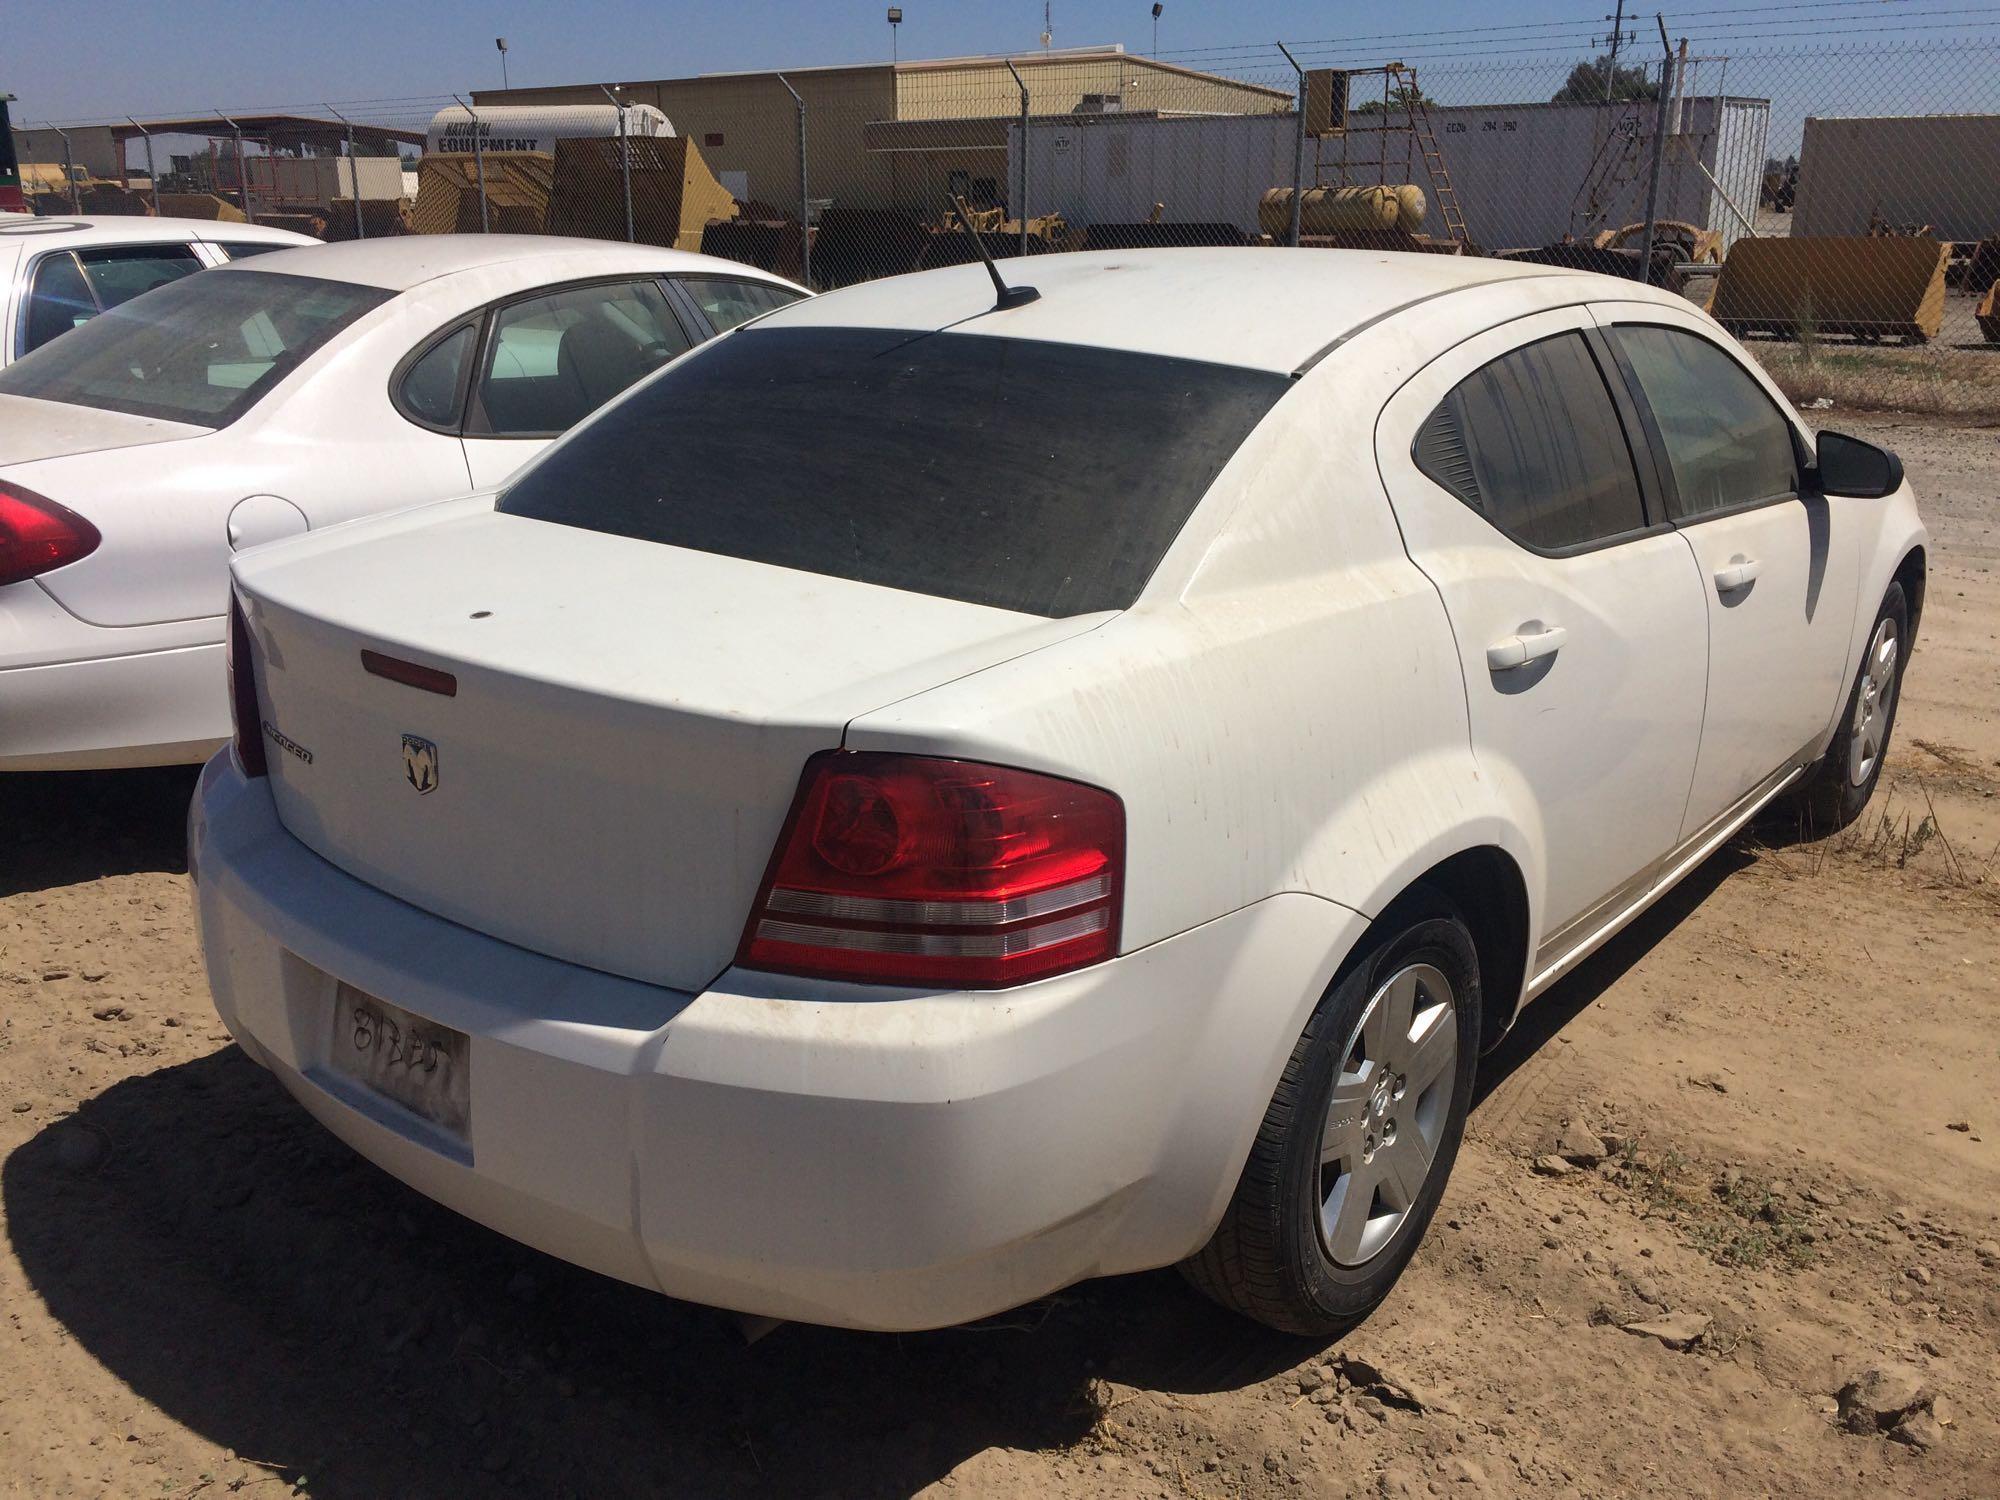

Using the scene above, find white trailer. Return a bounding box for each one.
[1009,94,1770,251]
[1793,114,2000,241]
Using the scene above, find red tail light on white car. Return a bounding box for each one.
[740,752,1124,989]
[0,481,100,587]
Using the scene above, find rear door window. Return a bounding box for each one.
[21,251,96,353]
[498,325,1289,617]
[674,275,803,332]
[77,244,204,310]
[471,280,695,437]
[1413,331,1649,553]
[1609,325,1798,518]
[397,323,478,430]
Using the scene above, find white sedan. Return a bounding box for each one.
[0,235,804,770]
[1,214,315,363]
[192,248,1925,1334]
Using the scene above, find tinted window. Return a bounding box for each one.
[77,244,204,310]
[1613,325,1797,517]
[499,326,1288,617]
[22,251,95,353]
[475,280,692,436]
[1415,332,1647,552]
[677,274,801,332]
[399,323,476,429]
[0,269,391,427]
[210,241,290,261]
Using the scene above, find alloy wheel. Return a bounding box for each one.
[1318,962,1459,1266]
[1848,616,1901,787]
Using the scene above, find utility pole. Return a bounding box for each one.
[325,103,364,238]
[1636,14,1675,285]
[1600,0,1629,102]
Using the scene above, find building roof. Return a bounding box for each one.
[112,113,423,150]
[758,247,1645,373]
[208,233,800,293]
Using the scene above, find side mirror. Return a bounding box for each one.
[1813,430,1903,499]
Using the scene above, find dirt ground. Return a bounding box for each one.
[2,416,1996,1500]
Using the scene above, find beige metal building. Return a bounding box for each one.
[476,45,1289,219]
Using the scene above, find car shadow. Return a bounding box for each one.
[5,838,1755,1497]
[0,766,197,898]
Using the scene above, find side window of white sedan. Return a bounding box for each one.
[470,280,696,438]
[21,244,205,354]
[1413,331,1652,553]
[1609,326,1799,519]
[674,274,803,333]
[395,322,479,431]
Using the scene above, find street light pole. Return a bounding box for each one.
[496,37,510,91]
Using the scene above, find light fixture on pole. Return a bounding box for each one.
[495,36,510,90]
[887,8,901,63]
[1151,3,1162,54]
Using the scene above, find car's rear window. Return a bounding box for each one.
[497,326,1289,617]
[0,268,391,427]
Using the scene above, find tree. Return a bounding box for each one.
[1551,55,1660,104]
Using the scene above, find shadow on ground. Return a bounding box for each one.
[5,805,1758,1497]
[1,766,198,898]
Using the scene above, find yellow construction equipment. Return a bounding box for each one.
[1259,184,1426,239]
[1709,235,1952,345]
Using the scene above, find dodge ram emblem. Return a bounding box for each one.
[401,734,439,795]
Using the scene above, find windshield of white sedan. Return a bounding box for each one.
[0,270,391,427]
[497,326,1289,617]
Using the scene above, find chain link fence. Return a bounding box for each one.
[17,34,2000,414]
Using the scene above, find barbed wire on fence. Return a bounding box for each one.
[12,29,2000,413]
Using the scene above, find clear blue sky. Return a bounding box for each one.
[13,0,1997,126]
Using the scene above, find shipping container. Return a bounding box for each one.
[1792,114,2000,241]
[1010,94,1770,252]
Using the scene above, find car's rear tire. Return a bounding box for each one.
[1798,581,1908,833]
[1179,889,1481,1336]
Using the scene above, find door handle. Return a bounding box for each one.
[1713,555,1762,592]
[1485,623,1568,672]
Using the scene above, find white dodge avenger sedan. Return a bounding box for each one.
[191,249,1925,1334]
[0,235,801,770]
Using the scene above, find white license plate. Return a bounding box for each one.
[330,983,471,1137]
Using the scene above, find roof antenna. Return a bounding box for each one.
[951,193,1040,309]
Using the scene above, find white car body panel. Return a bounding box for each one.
[190,249,1929,1330]
[0,235,803,770]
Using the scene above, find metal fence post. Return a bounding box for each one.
[453,93,490,232]
[1006,59,1029,257]
[778,74,810,287]
[126,118,161,215]
[598,85,635,241]
[1276,42,1306,247]
[1636,17,1675,284]
[47,124,80,213]
[218,109,255,223]
[325,104,365,238]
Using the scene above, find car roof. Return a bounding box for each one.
[758,248,1686,374]
[0,216,314,249]
[213,234,805,294]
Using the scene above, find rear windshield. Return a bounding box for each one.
[0,268,391,428]
[497,326,1289,617]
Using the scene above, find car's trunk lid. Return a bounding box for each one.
[0,394,208,466]
[238,504,1106,992]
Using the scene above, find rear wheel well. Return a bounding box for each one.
[1893,546,1926,643]
[1381,849,1529,1053]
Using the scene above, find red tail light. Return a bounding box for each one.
[739,752,1125,989]
[0,482,100,587]
[228,597,268,778]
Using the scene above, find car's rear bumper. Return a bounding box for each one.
[190,752,1361,1331]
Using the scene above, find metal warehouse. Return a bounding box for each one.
[476,45,1289,218]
